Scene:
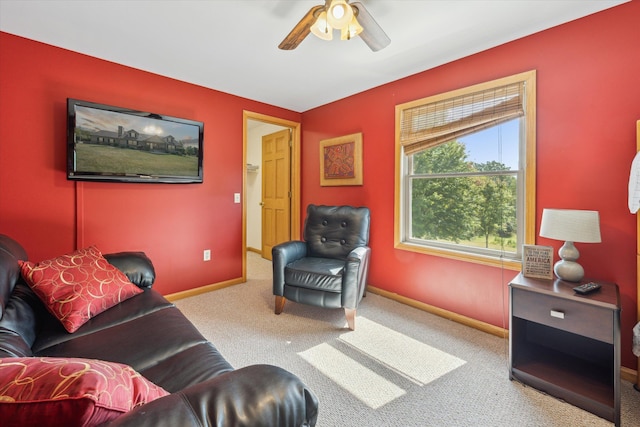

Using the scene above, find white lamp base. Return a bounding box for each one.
[554,241,584,282]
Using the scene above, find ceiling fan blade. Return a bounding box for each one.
[278,5,325,50]
[351,2,390,52]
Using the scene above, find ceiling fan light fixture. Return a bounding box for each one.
[340,15,363,40]
[278,0,389,51]
[310,11,333,40]
[327,0,353,30]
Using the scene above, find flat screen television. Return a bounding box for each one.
[67,98,204,183]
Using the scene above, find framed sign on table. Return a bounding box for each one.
[522,244,554,280]
[319,133,363,186]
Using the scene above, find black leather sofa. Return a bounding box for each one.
[0,234,318,426]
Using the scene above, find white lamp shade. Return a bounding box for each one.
[310,11,333,40]
[539,209,601,243]
[340,15,363,40]
[327,0,354,29]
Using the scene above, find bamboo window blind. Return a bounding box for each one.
[399,81,525,156]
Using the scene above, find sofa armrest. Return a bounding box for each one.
[272,241,307,295]
[107,364,318,427]
[104,252,155,288]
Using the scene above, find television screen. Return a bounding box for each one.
[67,98,204,183]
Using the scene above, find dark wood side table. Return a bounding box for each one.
[509,273,621,426]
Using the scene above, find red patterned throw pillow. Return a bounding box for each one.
[0,357,169,427]
[19,246,143,333]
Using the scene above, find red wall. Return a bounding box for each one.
[0,32,301,295]
[301,2,640,368]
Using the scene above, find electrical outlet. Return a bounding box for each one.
[203,249,211,261]
[234,193,241,203]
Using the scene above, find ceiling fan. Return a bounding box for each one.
[278,0,390,52]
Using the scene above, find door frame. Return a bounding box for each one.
[242,110,301,281]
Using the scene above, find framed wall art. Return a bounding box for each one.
[522,244,554,280]
[319,132,363,186]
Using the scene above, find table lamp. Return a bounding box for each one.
[539,209,601,282]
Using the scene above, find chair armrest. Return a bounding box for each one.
[347,246,370,263]
[107,365,319,427]
[633,321,640,357]
[104,252,155,288]
[272,241,307,295]
[342,246,371,309]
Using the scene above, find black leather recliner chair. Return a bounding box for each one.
[272,204,371,330]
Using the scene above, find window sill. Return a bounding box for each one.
[395,241,522,270]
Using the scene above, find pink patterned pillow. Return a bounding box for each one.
[0,357,169,427]
[19,246,143,333]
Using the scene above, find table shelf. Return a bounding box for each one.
[509,273,620,425]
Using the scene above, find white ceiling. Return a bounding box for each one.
[0,0,627,112]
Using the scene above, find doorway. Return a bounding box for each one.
[243,111,301,280]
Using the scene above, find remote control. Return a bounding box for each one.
[573,282,601,295]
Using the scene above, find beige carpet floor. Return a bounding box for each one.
[174,252,639,427]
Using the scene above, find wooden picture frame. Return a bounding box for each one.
[319,133,363,186]
[522,244,554,280]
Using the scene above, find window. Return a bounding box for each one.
[395,71,536,269]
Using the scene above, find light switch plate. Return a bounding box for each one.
[234,193,241,203]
